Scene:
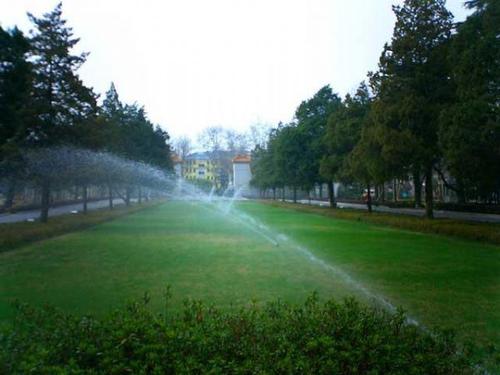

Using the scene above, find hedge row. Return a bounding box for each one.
[0,294,479,374]
[335,199,500,214]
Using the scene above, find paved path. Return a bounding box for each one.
[3,197,498,225]
[0,199,134,224]
[285,199,500,224]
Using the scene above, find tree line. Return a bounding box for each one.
[23,147,173,221]
[0,3,173,219]
[251,0,499,218]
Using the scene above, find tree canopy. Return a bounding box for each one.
[250,0,499,214]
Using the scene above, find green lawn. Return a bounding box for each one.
[0,200,499,350]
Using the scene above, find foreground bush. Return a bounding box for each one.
[0,293,479,374]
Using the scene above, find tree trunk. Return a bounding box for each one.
[40,182,50,223]
[425,167,434,219]
[393,179,398,202]
[319,184,323,200]
[282,186,285,202]
[108,184,114,209]
[125,187,131,206]
[413,169,422,208]
[366,184,372,213]
[138,186,142,204]
[381,183,386,203]
[3,179,16,210]
[272,187,276,200]
[293,186,297,203]
[327,181,336,208]
[82,185,88,214]
[456,178,466,204]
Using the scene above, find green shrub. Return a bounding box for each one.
[433,202,500,215]
[0,293,482,374]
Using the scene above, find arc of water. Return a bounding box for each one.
[208,186,216,202]
[168,177,423,327]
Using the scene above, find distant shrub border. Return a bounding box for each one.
[0,293,480,374]
[433,202,500,215]
[335,199,500,214]
[0,200,163,253]
[264,201,500,245]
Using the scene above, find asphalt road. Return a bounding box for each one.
[286,199,500,224]
[1,198,499,224]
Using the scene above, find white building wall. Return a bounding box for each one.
[174,163,182,177]
[233,163,251,189]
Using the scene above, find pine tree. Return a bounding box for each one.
[27,2,97,221]
[295,85,342,205]
[439,0,500,202]
[28,2,97,146]
[0,26,32,208]
[102,82,123,119]
[371,0,453,218]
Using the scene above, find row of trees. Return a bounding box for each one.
[24,147,173,221]
[0,3,173,219]
[251,0,499,218]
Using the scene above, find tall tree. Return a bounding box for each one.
[250,126,283,199]
[198,126,225,154]
[27,2,97,221]
[0,27,32,148]
[370,0,453,218]
[224,129,249,155]
[295,85,342,205]
[320,83,371,203]
[102,82,123,119]
[273,124,304,202]
[173,136,192,161]
[439,0,500,202]
[0,26,32,208]
[248,123,271,150]
[27,2,97,147]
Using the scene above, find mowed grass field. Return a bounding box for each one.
[0,201,499,350]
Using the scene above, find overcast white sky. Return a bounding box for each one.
[1,0,470,140]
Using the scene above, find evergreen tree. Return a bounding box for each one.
[27,2,97,221]
[0,26,32,208]
[0,27,32,147]
[370,0,453,218]
[295,86,342,205]
[320,83,371,192]
[98,83,173,170]
[439,0,500,202]
[250,127,284,199]
[27,2,97,146]
[273,124,303,202]
[102,82,123,119]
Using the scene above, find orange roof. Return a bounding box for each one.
[232,154,251,163]
[171,154,182,163]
